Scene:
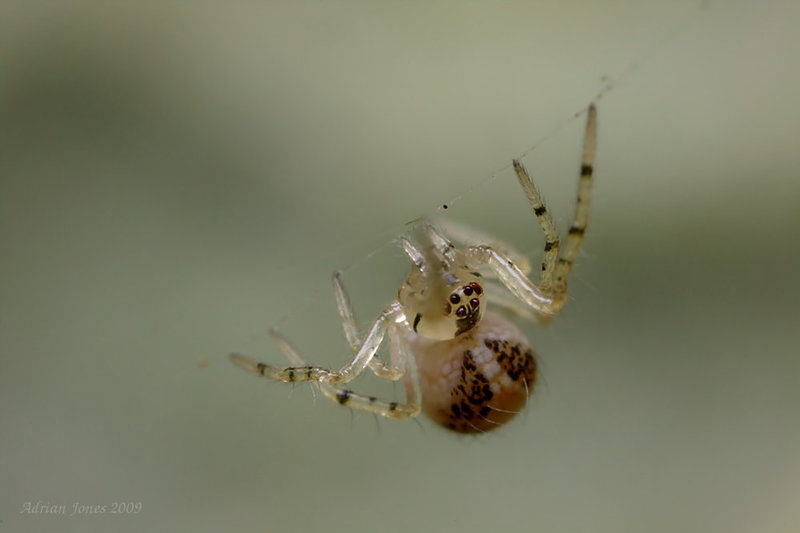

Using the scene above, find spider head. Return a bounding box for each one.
[412,278,485,340]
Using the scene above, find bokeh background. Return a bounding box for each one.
[2,2,799,532]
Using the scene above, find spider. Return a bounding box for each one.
[231,104,597,433]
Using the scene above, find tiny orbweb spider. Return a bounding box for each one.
[231,104,598,434]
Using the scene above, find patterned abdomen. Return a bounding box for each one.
[409,311,537,433]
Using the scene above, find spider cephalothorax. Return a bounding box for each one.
[231,104,598,433]
[398,252,485,340]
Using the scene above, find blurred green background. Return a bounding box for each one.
[1,2,799,532]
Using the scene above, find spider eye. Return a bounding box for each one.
[444,303,452,315]
[470,298,479,309]
[455,306,467,318]
[463,285,473,296]
[449,293,460,304]
[469,282,483,295]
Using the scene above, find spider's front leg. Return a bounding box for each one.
[469,104,598,317]
[467,245,562,315]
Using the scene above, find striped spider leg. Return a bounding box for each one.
[230,273,422,420]
[230,103,597,433]
[466,103,597,317]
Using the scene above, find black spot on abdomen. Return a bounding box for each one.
[441,340,537,433]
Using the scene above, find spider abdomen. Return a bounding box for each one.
[409,311,537,433]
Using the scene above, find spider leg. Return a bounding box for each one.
[554,103,597,289]
[319,324,420,418]
[431,218,532,275]
[231,323,421,419]
[467,244,560,315]
[417,220,457,261]
[332,271,361,349]
[229,353,330,383]
[481,280,553,325]
[514,104,597,294]
[266,301,403,386]
[317,379,419,419]
[327,301,404,384]
[400,218,463,268]
[230,327,328,383]
[511,159,559,289]
[469,104,597,315]
[399,236,424,267]
[332,271,403,381]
